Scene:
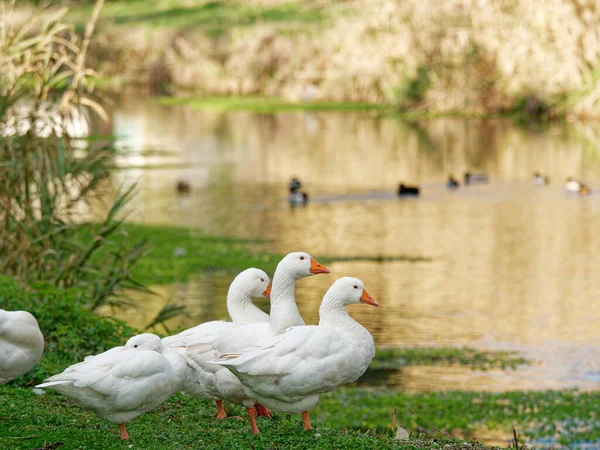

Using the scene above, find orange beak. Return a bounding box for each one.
[309,257,330,275]
[359,289,379,306]
[262,284,272,299]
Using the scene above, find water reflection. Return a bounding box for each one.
[97,89,600,393]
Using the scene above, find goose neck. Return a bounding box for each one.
[227,288,253,323]
[269,269,304,333]
[318,294,352,327]
[271,270,296,307]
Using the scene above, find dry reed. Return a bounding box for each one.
[74,0,600,118]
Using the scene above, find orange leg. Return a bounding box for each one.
[119,423,129,440]
[302,411,312,430]
[255,402,273,418]
[246,406,260,434]
[216,399,227,419]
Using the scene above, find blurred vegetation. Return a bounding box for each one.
[160,95,392,113]
[370,347,528,371]
[0,1,151,309]
[0,275,136,386]
[28,0,599,119]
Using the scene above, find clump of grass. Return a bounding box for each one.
[370,347,529,371]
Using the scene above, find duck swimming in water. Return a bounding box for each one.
[532,172,549,186]
[288,178,308,205]
[289,191,309,205]
[565,177,592,196]
[579,183,592,196]
[176,180,191,193]
[397,183,420,197]
[446,175,459,189]
[464,172,489,184]
[289,177,302,193]
[565,177,581,193]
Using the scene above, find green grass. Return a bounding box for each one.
[0,386,498,450]
[68,0,325,31]
[371,347,529,371]
[317,388,600,447]
[159,95,394,114]
[0,276,137,387]
[5,385,600,448]
[101,223,277,285]
[87,223,429,286]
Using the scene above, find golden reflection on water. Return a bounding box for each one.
[97,90,600,393]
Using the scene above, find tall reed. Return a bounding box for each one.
[0,1,149,309]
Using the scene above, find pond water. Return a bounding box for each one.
[96,90,600,397]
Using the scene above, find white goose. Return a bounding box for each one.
[210,252,329,433]
[0,309,44,384]
[212,277,378,432]
[36,333,187,440]
[163,268,272,420]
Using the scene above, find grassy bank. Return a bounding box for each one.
[1,219,596,448]
[4,384,600,448]
[49,0,600,118]
[0,387,499,450]
[318,388,600,447]
[97,223,430,286]
[0,221,528,449]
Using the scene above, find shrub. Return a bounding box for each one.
[0,1,147,309]
[0,275,137,385]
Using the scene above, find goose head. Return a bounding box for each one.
[232,268,271,299]
[326,277,379,307]
[126,333,164,352]
[277,252,329,279]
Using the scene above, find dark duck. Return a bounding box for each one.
[464,172,489,185]
[446,175,459,189]
[289,177,309,205]
[397,183,420,197]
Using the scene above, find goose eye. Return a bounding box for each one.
[260,278,264,282]
[300,256,305,260]
[353,285,358,289]
[134,344,138,348]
